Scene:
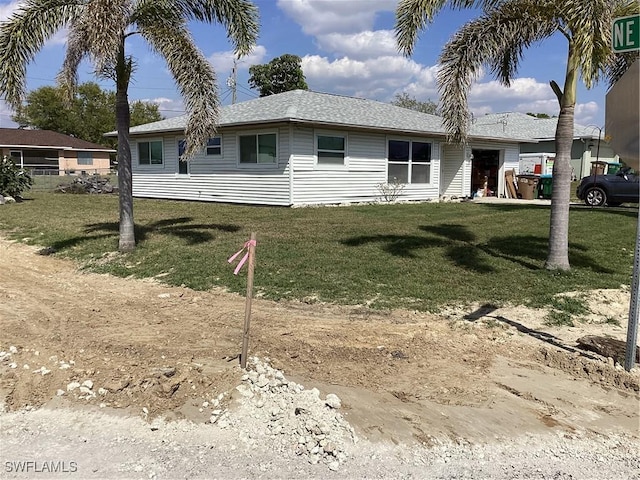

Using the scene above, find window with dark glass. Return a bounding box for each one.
[387,139,431,184]
[239,133,277,164]
[206,137,221,155]
[317,135,345,165]
[138,140,163,165]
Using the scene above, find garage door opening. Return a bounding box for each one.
[471,149,500,197]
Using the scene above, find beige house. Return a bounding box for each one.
[0,128,115,175]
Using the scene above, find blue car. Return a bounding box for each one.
[576,168,639,207]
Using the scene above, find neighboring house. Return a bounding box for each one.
[116,89,532,206]
[473,112,618,178]
[0,128,115,175]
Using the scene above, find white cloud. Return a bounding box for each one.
[574,101,599,126]
[316,30,398,60]
[208,45,267,74]
[0,1,21,22]
[469,77,551,103]
[302,54,431,99]
[139,97,186,119]
[0,100,18,128]
[277,0,397,35]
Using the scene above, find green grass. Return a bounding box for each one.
[0,192,637,312]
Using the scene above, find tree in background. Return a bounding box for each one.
[391,92,439,115]
[0,0,258,252]
[395,0,638,270]
[526,112,553,119]
[13,82,163,149]
[248,54,308,97]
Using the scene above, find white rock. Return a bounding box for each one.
[23,364,30,369]
[56,389,65,396]
[67,381,81,391]
[158,293,171,299]
[329,461,340,471]
[82,380,94,389]
[79,386,92,394]
[325,393,342,409]
[59,363,71,370]
[97,388,108,395]
[9,346,18,354]
[8,362,17,369]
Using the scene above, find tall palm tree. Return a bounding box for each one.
[396,0,638,270]
[0,0,259,252]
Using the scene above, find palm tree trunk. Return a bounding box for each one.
[115,42,135,252]
[545,42,579,271]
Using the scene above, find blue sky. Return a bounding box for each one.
[0,0,610,132]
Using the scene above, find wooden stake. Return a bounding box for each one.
[240,232,256,369]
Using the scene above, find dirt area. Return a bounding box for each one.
[0,237,639,477]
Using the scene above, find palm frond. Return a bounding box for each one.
[394,0,503,56]
[77,0,131,75]
[57,24,90,101]
[134,0,259,56]
[0,0,81,108]
[437,0,556,143]
[140,22,218,159]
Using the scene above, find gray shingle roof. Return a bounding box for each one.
[125,90,594,143]
[125,90,530,142]
[469,112,602,140]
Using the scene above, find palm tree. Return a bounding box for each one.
[0,0,259,252]
[396,0,638,270]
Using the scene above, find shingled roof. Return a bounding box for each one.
[0,128,114,151]
[123,89,532,142]
[469,112,602,141]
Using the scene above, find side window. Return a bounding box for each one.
[138,140,163,165]
[77,151,93,166]
[206,137,221,156]
[239,133,277,164]
[317,135,345,166]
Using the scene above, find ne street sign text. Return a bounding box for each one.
[613,15,640,53]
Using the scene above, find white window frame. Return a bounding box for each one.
[9,150,23,168]
[137,138,164,167]
[315,131,347,170]
[386,137,433,185]
[206,136,222,156]
[237,131,278,168]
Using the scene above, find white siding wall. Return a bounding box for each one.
[441,145,465,197]
[130,126,291,205]
[291,128,441,205]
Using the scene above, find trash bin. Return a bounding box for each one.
[607,162,622,175]
[516,175,539,200]
[538,174,553,199]
[590,161,607,175]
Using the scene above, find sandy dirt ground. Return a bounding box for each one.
[0,237,638,478]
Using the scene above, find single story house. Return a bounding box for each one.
[0,128,114,175]
[117,89,533,206]
[473,112,618,179]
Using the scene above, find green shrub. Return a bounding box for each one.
[0,156,33,199]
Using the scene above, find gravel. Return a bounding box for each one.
[1,356,639,479]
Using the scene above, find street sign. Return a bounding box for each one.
[612,15,640,53]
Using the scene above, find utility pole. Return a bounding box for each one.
[226,58,238,104]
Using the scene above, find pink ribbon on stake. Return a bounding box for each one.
[228,239,257,275]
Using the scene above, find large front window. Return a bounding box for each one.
[387,139,431,183]
[317,135,345,165]
[138,140,163,165]
[239,133,277,164]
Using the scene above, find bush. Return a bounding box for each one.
[0,155,33,199]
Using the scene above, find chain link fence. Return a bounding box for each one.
[28,168,116,192]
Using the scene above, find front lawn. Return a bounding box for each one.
[1,192,636,311]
